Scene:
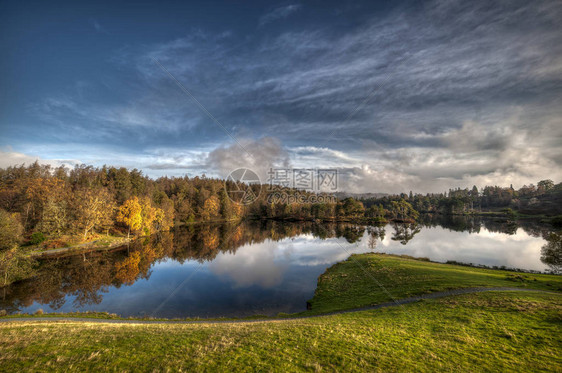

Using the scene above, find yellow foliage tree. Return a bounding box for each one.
[139,196,157,235]
[201,195,220,221]
[116,197,142,238]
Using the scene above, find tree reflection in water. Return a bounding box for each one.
[541,232,562,274]
[367,226,386,250]
[391,223,421,245]
[0,217,557,313]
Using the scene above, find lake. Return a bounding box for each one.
[0,216,557,318]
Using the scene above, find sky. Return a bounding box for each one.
[1,0,561,193]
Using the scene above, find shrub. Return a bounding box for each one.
[30,232,46,245]
[34,308,44,315]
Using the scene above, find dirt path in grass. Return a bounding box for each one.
[1,287,558,325]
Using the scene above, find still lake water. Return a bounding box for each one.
[1,217,556,318]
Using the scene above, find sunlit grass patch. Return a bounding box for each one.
[307,253,562,313]
[0,291,560,372]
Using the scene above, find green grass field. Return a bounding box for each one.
[1,254,561,372]
[307,253,562,313]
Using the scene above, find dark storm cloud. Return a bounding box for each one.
[124,0,562,150]
[7,0,562,191]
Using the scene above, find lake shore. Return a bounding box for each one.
[1,254,561,371]
[23,209,558,260]
[27,236,131,258]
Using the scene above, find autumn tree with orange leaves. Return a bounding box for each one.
[116,197,142,239]
[201,195,220,221]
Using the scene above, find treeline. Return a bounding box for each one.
[0,163,418,250]
[0,163,365,249]
[0,163,180,248]
[0,162,259,249]
[1,162,560,252]
[360,180,562,216]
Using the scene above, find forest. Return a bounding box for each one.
[0,162,561,256]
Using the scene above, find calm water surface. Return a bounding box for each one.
[1,217,557,318]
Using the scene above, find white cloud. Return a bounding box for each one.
[0,148,80,170]
[206,137,291,180]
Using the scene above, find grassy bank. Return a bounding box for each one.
[1,254,561,371]
[307,253,562,313]
[27,235,130,258]
[0,291,560,371]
